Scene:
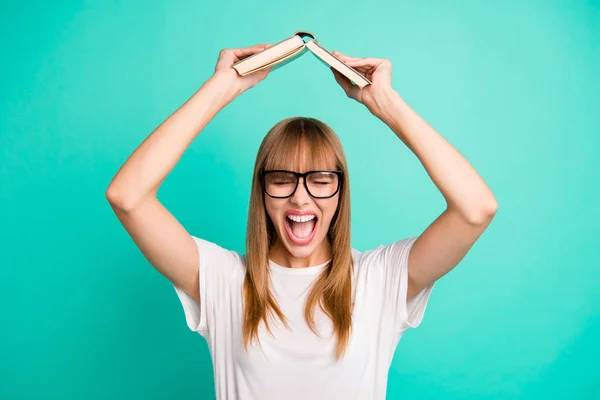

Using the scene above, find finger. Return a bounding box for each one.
[352,64,372,72]
[332,50,360,61]
[236,45,269,53]
[231,45,268,59]
[352,67,372,76]
[331,68,358,99]
[257,66,273,80]
[344,58,383,67]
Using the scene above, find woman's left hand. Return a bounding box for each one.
[330,50,396,116]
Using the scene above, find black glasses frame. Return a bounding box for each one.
[259,169,344,199]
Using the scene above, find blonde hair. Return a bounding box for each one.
[243,116,354,361]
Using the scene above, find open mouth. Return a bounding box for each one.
[284,214,319,245]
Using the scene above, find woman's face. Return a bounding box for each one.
[265,169,340,265]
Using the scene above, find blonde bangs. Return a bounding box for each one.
[263,119,338,173]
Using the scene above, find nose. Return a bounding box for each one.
[290,176,311,205]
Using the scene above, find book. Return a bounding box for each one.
[231,30,372,89]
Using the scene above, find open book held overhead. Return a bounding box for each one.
[231,31,372,89]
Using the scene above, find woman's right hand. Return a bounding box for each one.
[212,44,274,101]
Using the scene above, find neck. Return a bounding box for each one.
[268,237,332,269]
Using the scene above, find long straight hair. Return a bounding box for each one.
[243,116,354,361]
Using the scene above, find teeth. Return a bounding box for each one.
[287,214,316,223]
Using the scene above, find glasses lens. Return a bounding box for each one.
[264,171,339,198]
[264,171,297,197]
[306,172,339,198]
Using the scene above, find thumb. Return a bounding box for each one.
[331,68,358,99]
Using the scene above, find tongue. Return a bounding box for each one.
[289,219,316,238]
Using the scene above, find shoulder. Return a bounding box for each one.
[192,236,246,279]
[351,237,418,276]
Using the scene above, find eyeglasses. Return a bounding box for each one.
[260,169,343,199]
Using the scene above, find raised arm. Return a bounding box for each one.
[106,44,273,302]
[330,50,498,301]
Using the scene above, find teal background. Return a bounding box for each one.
[1,0,599,398]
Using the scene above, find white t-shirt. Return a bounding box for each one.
[174,235,435,400]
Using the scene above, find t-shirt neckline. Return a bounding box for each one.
[268,258,332,275]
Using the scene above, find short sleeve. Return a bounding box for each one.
[367,236,435,333]
[172,236,244,337]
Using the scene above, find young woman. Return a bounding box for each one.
[106,43,497,399]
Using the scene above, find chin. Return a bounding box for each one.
[284,241,320,258]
